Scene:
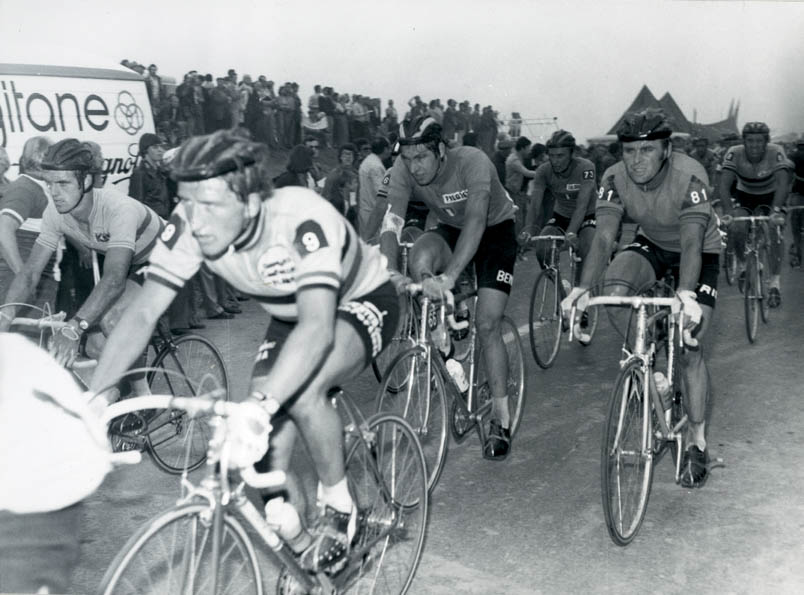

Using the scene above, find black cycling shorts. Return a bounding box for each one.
[545,213,596,233]
[622,235,719,308]
[735,190,775,213]
[424,219,517,294]
[252,280,401,385]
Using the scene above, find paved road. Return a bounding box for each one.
[73,253,804,594]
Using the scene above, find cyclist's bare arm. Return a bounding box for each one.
[524,184,546,234]
[443,191,488,282]
[0,216,24,273]
[379,194,410,274]
[578,211,620,288]
[249,286,337,406]
[771,169,790,210]
[678,221,705,293]
[73,247,134,328]
[0,243,52,327]
[566,183,595,236]
[89,279,176,396]
[716,169,736,215]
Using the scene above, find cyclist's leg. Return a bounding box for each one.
[473,221,516,459]
[789,193,804,266]
[678,255,719,487]
[407,225,455,281]
[576,217,596,285]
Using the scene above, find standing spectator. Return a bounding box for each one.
[0,137,59,314]
[322,143,358,206]
[505,136,538,237]
[470,103,481,133]
[478,107,498,155]
[323,167,357,218]
[303,136,325,186]
[128,134,171,219]
[145,64,162,114]
[357,137,390,242]
[274,145,316,189]
[492,138,513,184]
[333,93,350,147]
[350,95,370,140]
[207,78,232,132]
[689,137,718,183]
[0,147,10,196]
[426,99,443,124]
[442,99,459,144]
[508,112,522,138]
[462,131,478,147]
[156,94,185,146]
[308,84,322,115]
[385,99,398,130]
[318,87,336,148]
[290,82,303,146]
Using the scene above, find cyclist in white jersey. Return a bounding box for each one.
[90,130,400,572]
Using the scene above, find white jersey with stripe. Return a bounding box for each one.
[147,186,390,321]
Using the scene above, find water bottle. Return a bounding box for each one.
[445,358,469,394]
[265,498,312,554]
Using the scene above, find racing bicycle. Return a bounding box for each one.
[96,391,428,595]
[375,277,525,490]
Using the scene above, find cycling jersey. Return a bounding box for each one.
[530,157,597,219]
[597,153,722,254]
[382,146,516,228]
[147,186,390,321]
[721,143,793,195]
[792,150,804,196]
[36,187,163,265]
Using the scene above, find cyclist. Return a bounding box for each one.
[716,122,792,306]
[519,129,597,277]
[0,139,163,390]
[787,138,804,268]
[561,108,723,488]
[89,130,400,572]
[376,115,517,460]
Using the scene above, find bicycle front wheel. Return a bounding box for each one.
[601,360,654,546]
[372,295,420,388]
[147,334,229,474]
[476,316,526,437]
[97,503,262,595]
[758,246,770,324]
[743,256,759,343]
[342,413,428,595]
[528,269,562,368]
[723,248,737,286]
[375,346,448,492]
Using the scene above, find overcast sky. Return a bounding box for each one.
[3,0,803,142]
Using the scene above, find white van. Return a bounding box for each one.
[0,52,155,194]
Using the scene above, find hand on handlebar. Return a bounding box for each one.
[225,401,273,469]
[49,324,81,368]
[388,269,411,295]
[422,273,455,301]
[562,287,592,344]
[564,232,579,250]
[672,290,702,347]
[770,211,786,227]
[719,213,733,228]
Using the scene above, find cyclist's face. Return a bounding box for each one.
[548,147,572,173]
[179,177,250,257]
[45,170,84,213]
[743,133,767,162]
[622,140,666,184]
[400,144,439,185]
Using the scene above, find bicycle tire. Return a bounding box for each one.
[601,359,655,546]
[97,503,262,595]
[475,316,526,437]
[147,334,229,474]
[375,346,448,492]
[341,413,428,595]
[528,269,562,368]
[723,248,737,286]
[744,256,759,343]
[758,245,770,324]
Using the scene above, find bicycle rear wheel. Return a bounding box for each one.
[376,346,448,492]
[341,414,428,595]
[601,360,654,546]
[97,503,261,595]
[147,334,229,474]
[743,256,759,343]
[476,316,526,437]
[528,269,562,368]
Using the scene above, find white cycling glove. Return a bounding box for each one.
[672,290,702,347]
[225,401,273,469]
